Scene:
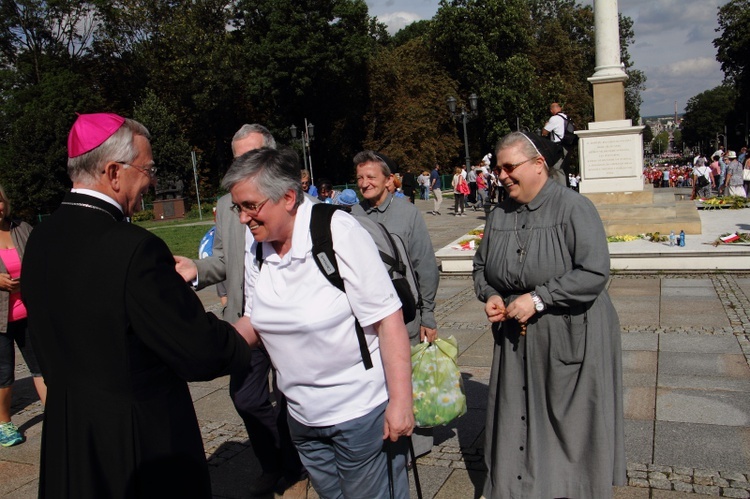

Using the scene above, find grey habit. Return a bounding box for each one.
[473,179,626,498]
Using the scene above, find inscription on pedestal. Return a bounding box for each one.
[584,136,634,179]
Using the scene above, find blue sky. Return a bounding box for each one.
[366,0,729,118]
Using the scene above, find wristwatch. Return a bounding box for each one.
[530,291,545,313]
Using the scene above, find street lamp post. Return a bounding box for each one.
[290,121,315,184]
[716,132,727,152]
[447,93,479,169]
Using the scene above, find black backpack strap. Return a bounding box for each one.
[310,203,374,370]
[310,203,345,291]
[255,242,264,270]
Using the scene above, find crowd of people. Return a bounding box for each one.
[3,111,628,499]
[644,145,749,199]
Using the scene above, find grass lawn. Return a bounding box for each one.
[144,223,213,258]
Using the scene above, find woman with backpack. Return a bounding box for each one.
[452,167,468,216]
[226,147,414,499]
[692,158,714,200]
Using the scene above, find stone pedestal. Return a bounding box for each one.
[577,119,645,193]
[583,187,701,236]
[590,80,626,122]
[577,121,702,236]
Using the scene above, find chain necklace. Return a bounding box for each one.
[61,202,118,221]
[372,193,395,225]
[514,210,532,264]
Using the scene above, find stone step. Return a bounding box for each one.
[595,199,701,235]
[599,218,702,237]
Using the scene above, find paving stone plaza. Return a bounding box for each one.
[2,195,750,498]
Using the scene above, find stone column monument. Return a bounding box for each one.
[577,0,700,236]
[578,0,644,194]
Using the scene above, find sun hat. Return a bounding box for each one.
[67,113,126,158]
[726,150,737,159]
[335,189,359,206]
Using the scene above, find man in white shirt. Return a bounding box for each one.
[542,102,566,144]
[541,102,569,185]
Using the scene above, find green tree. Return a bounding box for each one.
[528,0,594,126]
[391,20,431,47]
[642,124,654,144]
[0,1,106,219]
[0,68,105,219]
[652,131,669,156]
[619,14,646,123]
[363,38,461,173]
[93,0,247,187]
[429,0,536,161]
[133,89,192,197]
[680,85,737,152]
[671,129,683,153]
[233,0,377,181]
[714,0,750,108]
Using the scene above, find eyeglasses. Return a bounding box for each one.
[230,198,270,217]
[116,161,158,178]
[495,156,539,174]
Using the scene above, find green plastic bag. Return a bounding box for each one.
[411,336,467,427]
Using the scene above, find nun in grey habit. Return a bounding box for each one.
[473,131,626,498]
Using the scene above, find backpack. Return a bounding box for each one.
[695,168,709,188]
[255,203,422,370]
[554,113,579,149]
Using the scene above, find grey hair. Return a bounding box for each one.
[0,182,10,217]
[495,132,549,171]
[221,147,303,209]
[67,119,150,185]
[353,150,391,176]
[231,124,276,155]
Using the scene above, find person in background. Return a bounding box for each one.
[466,165,478,209]
[724,150,746,198]
[227,147,414,498]
[333,188,359,212]
[22,113,254,498]
[429,163,443,215]
[316,178,338,204]
[418,171,430,200]
[473,131,625,498]
[709,155,721,194]
[352,150,440,459]
[401,170,417,203]
[0,183,46,447]
[540,101,570,185]
[301,169,317,198]
[692,157,714,200]
[475,167,488,210]
[452,167,467,216]
[391,174,406,198]
[719,152,728,196]
[737,146,747,167]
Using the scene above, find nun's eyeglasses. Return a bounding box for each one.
[495,156,539,174]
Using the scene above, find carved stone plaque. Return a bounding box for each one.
[583,135,634,179]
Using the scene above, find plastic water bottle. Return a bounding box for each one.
[669,231,675,247]
[679,230,686,247]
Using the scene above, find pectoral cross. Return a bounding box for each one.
[517,248,526,263]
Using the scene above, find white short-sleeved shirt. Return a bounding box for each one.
[544,113,566,143]
[243,198,402,426]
